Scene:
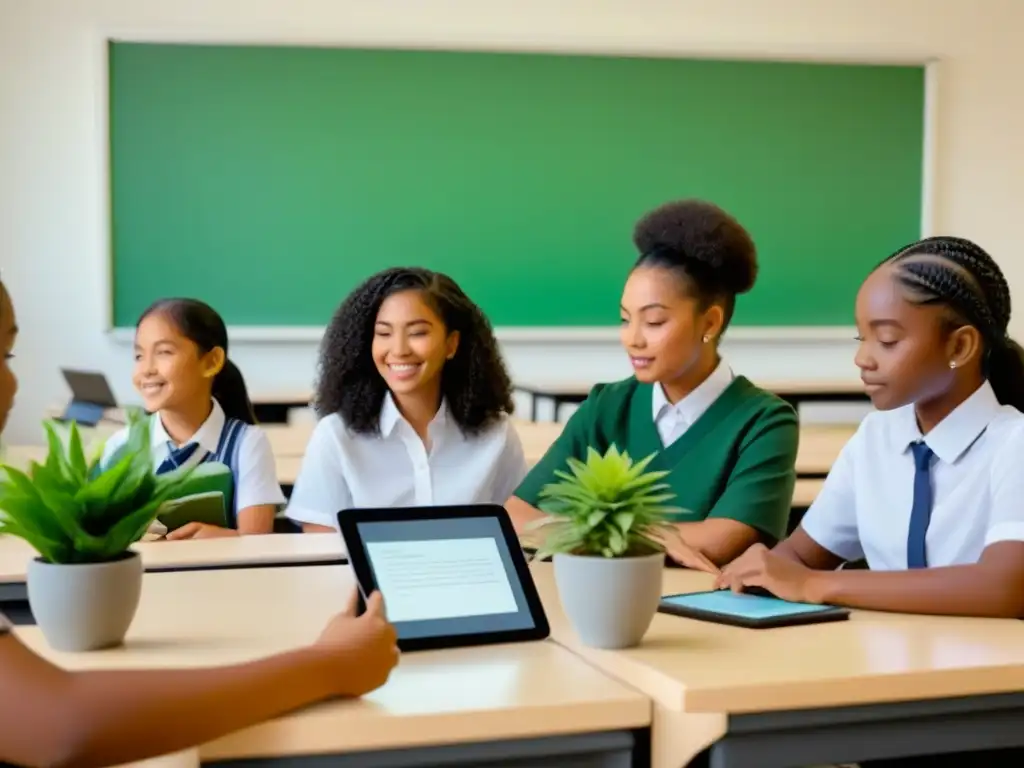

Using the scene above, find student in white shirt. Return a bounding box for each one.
[286,267,527,532]
[0,275,397,768]
[719,236,1024,626]
[104,298,286,538]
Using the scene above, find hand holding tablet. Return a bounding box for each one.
[337,504,550,652]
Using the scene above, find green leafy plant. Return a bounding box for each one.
[0,413,196,564]
[527,445,684,560]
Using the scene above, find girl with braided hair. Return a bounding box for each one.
[507,199,799,570]
[285,267,526,532]
[719,235,1024,621]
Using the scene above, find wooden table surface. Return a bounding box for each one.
[539,563,1024,712]
[514,379,866,398]
[13,566,650,763]
[533,562,1024,762]
[0,533,346,585]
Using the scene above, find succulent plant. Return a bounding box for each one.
[529,445,683,560]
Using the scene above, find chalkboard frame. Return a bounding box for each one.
[97,33,939,344]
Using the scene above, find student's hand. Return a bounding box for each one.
[657,527,720,574]
[315,589,399,698]
[165,523,238,540]
[714,543,822,603]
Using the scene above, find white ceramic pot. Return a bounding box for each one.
[553,551,664,649]
[27,551,143,652]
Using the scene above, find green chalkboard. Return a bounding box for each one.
[108,43,924,328]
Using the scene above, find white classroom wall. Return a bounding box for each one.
[2,0,1023,442]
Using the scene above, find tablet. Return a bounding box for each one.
[60,369,118,426]
[658,589,850,629]
[337,504,550,652]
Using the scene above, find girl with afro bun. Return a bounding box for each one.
[285,267,526,532]
[509,199,799,570]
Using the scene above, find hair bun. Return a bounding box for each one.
[632,199,758,295]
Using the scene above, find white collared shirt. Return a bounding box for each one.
[801,381,1024,570]
[102,399,286,511]
[284,395,527,530]
[652,358,735,447]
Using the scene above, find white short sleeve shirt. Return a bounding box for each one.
[801,381,1024,570]
[284,396,527,530]
[101,399,286,511]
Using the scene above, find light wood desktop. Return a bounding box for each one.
[0,533,345,586]
[515,378,868,421]
[13,566,650,766]
[534,563,1024,766]
[265,419,852,474]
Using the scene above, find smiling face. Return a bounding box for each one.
[854,264,963,410]
[0,284,18,434]
[132,311,223,414]
[372,289,459,401]
[619,265,722,389]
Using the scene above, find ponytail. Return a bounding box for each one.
[213,359,257,425]
[987,338,1024,412]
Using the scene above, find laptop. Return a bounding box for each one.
[59,369,119,426]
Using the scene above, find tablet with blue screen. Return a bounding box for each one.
[658,590,850,629]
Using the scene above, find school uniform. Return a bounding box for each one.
[102,399,286,526]
[801,380,1024,569]
[515,360,799,541]
[284,394,527,530]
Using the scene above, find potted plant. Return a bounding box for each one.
[0,414,195,651]
[528,445,682,649]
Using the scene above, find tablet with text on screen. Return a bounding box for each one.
[658,589,850,629]
[337,504,550,652]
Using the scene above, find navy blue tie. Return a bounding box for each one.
[156,442,201,476]
[906,441,935,569]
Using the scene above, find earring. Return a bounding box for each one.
[702,335,712,344]
[949,361,957,369]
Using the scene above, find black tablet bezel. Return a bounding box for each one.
[337,503,550,652]
[658,589,851,629]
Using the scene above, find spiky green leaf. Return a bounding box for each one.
[528,445,691,561]
[0,415,196,564]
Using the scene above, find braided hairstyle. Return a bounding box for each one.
[883,236,1024,411]
[315,267,515,435]
[632,199,757,332]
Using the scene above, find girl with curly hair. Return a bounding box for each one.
[507,199,799,570]
[285,267,526,532]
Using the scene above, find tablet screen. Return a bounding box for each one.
[354,516,537,639]
[661,590,835,619]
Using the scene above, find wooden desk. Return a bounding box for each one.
[795,424,855,477]
[14,566,650,766]
[513,381,592,421]
[0,532,345,602]
[535,564,1024,767]
[250,390,314,424]
[515,378,868,422]
[791,478,822,509]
